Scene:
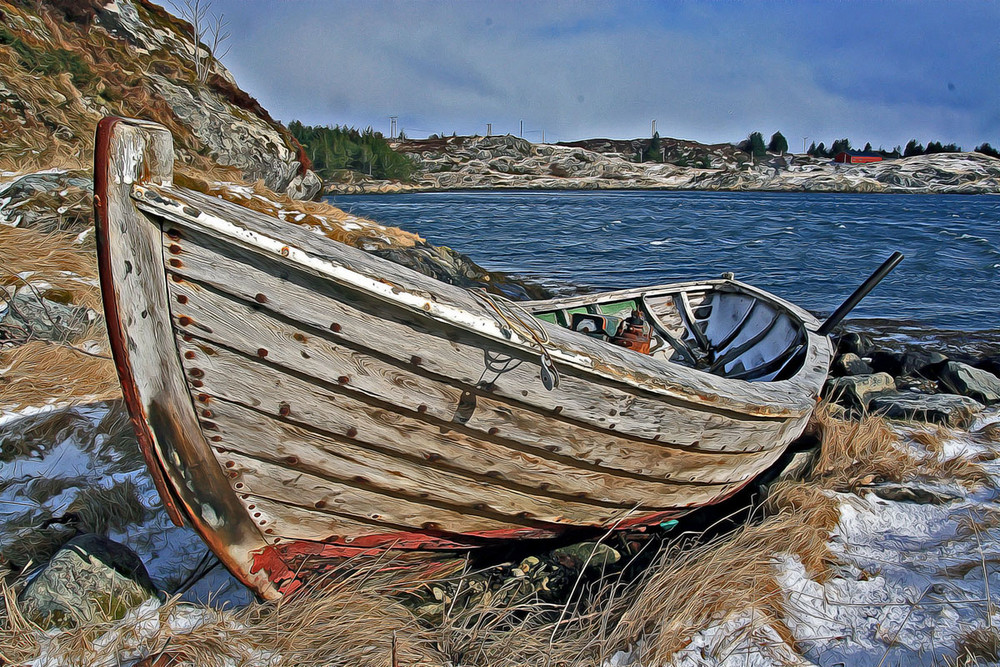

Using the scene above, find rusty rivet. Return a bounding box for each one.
[247,504,255,510]
[178,315,192,326]
[191,379,204,388]
[293,333,307,343]
[189,368,204,378]
[176,294,188,304]
[259,520,266,526]
[210,435,222,442]
[202,421,217,430]
[488,427,499,436]
[225,461,235,468]
[411,355,422,365]
[553,406,563,414]
[266,529,275,535]
[171,274,183,283]
[168,244,182,255]
[285,455,299,465]
[426,452,442,462]
[330,322,342,333]
[652,435,661,442]
[253,512,261,518]
[257,348,268,358]
[182,334,193,342]
[338,375,350,385]
[168,258,183,268]
[166,229,181,240]
[197,393,210,403]
[184,351,195,359]
[609,424,616,430]
[280,246,290,257]
[417,404,428,414]
[202,409,214,418]
[314,500,327,509]
[228,471,238,478]
[255,293,268,303]
[346,427,358,438]
[235,483,244,489]
[279,402,291,417]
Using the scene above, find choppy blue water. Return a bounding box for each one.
[329,190,1000,332]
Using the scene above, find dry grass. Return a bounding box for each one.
[0,338,120,411]
[0,226,101,311]
[809,404,921,491]
[607,482,840,663]
[173,167,424,250]
[952,626,1000,666]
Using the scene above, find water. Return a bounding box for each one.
[329,190,1000,333]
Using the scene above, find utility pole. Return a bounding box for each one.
[389,116,397,140]
[651,119,656,136]
[520,119,523,138]
[487,123,492,137]
[803,137,808,154]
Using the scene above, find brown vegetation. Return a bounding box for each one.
[0,339,119,411]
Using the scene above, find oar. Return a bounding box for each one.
[817,251,904,336]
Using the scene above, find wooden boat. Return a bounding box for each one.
[95,118,832,599]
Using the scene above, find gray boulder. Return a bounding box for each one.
[20,534,158,628]
[868,392,984,427]
[938,361,1000,405]
[832,352,873,377]
[824,373,896,409]
[285,169,323,200]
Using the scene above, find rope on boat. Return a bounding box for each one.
[471,288,560,391]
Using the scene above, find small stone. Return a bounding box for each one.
[938,361,1000,405]
[834,332,874,358]
[551,542,620,573]
[824,373,896,409]
[868,392,984,427]
[832,352,873,377]
[20,534,158,628]
[870,483,961,505]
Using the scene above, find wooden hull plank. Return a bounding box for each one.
[179,339,774,500]
[179,340,780,490]
[169,273,808,460]
[204,397,732,527]
[165,228,801,453]
[223,451,525,536]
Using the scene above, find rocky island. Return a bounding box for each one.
[324,133,1000,195]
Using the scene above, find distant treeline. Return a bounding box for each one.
[288,121,417,181]
[805,137,1000,159]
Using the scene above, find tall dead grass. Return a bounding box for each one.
[0,226,101,311]
[0,338,119,410]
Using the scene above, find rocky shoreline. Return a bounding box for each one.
[322,134,1000,196]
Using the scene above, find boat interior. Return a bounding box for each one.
[531,285,810,383]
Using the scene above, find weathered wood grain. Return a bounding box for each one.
[202,401,732,525]
[164,229,802,453]
[178,339,777,500]
[169,274,811,456]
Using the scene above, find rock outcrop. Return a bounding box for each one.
[1,0,318,198]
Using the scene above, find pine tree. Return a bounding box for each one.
[767,131,788,154]
[904,140,924,157]
[747,131,766,158]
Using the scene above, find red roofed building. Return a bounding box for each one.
[834,151,883,164]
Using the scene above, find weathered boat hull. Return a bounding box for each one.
[95,118,832,598]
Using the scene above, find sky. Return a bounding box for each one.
[170,0,1000,150]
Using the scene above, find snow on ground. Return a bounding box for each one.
[0,402,251,607]
[642,409,1000,667]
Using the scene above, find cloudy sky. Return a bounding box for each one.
[177,0,1000,150]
